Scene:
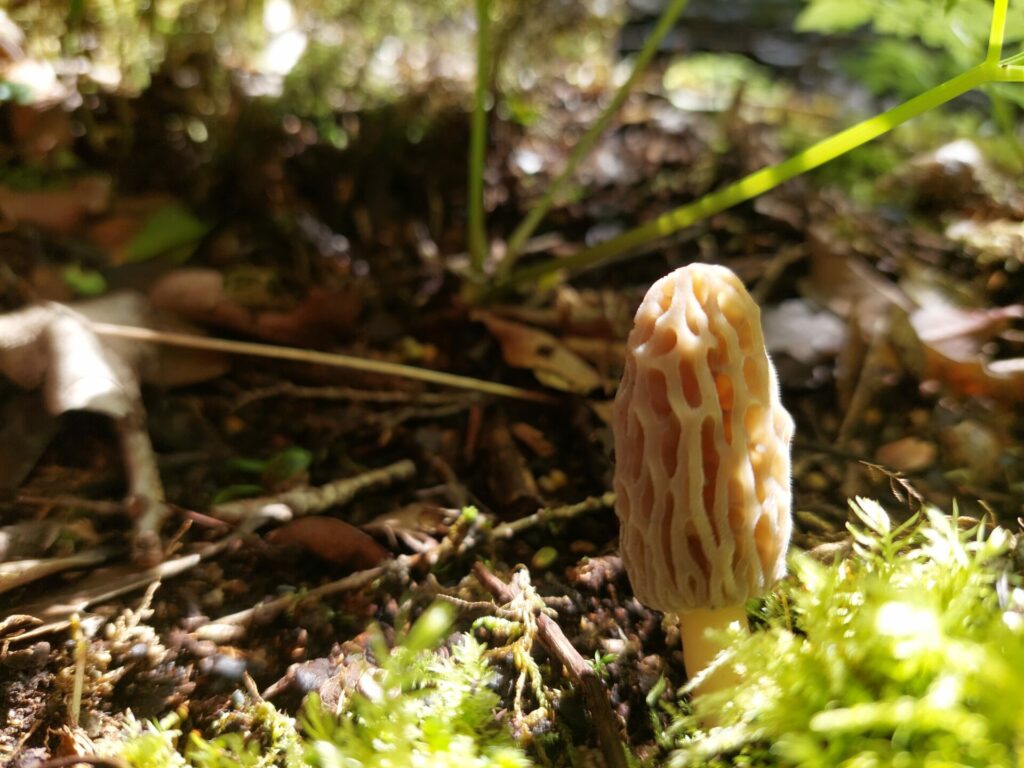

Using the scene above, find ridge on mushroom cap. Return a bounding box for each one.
[612,263,794,613]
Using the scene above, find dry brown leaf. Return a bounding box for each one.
[804,248,911,323]
[0,175,110,233]
[762,299,847,364]
[266,517,391,570]
[362,503,451,552]
[0,293,228,563]
[0,293,227,414]
[893,303,1024,401]
[149,268,361,346]
[510,421,556,458]
[473,310,603,394]
[874,437,936,473]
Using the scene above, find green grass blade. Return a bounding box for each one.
[500,64,992,289]
[501,0,691,270]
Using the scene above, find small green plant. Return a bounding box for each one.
[666,499,1024,767]
[102,603,532,768]
[490,0,1024,290]
[304,602,533,768]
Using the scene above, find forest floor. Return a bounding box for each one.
[1,40,1024,767]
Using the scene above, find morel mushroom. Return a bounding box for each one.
[613,263,793,699]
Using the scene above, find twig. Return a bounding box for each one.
[489,492,615,541]
[89,322,557,404]
[195,562,391,643]
[38,758,130,768]
[210,459,417,523]
[115,410,169,567]
[2,552,205,642]
[472,562,629,768]
[234,382,476,410]
[195,506,483,643]
[14,495,125,515]
[0,547,114,596]
[68,613,86,728]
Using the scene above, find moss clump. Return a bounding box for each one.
[303,602,532,768]
[104,603,532,768]
[669,499,1024,767]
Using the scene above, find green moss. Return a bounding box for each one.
[303,603,533,768]
[104,603,533,768]
[668,499,1024,767]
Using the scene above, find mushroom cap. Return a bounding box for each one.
[613,264,793,613]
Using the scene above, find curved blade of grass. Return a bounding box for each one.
[501,0,691,270]
[499,0,1020,290]
[468,0,491,275]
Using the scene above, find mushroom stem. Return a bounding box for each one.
[678,604,748,698]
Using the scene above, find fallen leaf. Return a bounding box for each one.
[0,293,229,563]
[891,303,1024,401]
[363,503,451,552]
[0,175,110,233]
[266,517,391,570]
[473,310,603,394]
[149,268,361,346]
[122,201,209,263]
[874,437,936,473]
[804,248,911,324]
[0,300,139,418]
[0,293,228,413]
[510,422,556,458]
[762,298,847,364]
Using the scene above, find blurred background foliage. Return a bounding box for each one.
[2,0,623,141]
[4,0,1022,153]
[797,0,1024,101]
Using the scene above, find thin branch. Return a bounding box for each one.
[489,491,615,540]
[88,322,557,404]
[473,562,629,768]
[210,459,417,523]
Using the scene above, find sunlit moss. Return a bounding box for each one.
[102,603,534,768]
[668,499,1024,767]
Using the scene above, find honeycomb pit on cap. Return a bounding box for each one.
[612,263,794,702]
